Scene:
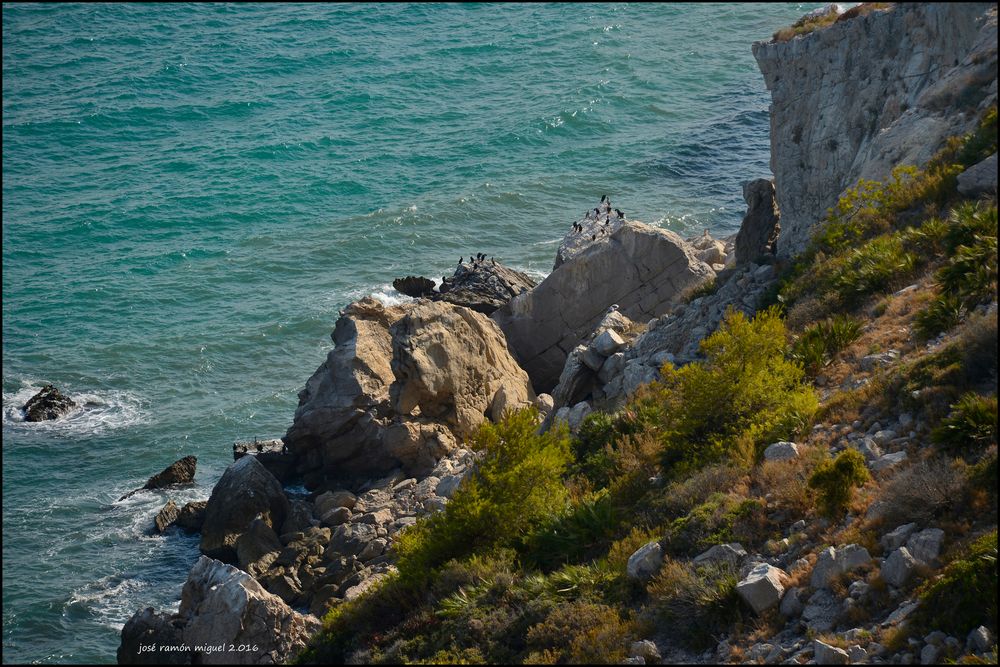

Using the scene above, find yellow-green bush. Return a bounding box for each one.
[647,557,743,649]
[808,449,870,519]
[395,408,572,583]
[524,601,633,664]
[635,307,816,478]
[932,393,998,454]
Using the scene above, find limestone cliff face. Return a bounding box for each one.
[754,3,998,257]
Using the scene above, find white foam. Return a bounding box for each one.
[2,381,146,435]
[341,283,414,309]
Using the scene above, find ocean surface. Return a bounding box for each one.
[2,3,826,663]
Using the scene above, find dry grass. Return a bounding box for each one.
[875,454,968,527]
[751,446,827,518]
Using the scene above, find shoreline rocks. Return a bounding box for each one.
[119,456,198,502]
[21,384,76,422]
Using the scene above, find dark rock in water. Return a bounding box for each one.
[735,179,780,265]
[119,456,198,501]
[200,455,290,563]
[117,607,190,664]
[174,501,208,533]
[392,275,436,298]
[233,439,297,484]
[154,500,180,533]
[436,261,536,315]
[21,384,76,422]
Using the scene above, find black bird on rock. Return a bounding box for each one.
[615,208,624,218]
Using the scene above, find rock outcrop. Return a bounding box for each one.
[117,556,321,665]
[436,260,536,315]
[200,456,290,563]
[120,457,198,501]
[21,384,76,422]
[734,179,780,265]
[754,3,998,257]
[283,297,532,488]
[493,218,715,392]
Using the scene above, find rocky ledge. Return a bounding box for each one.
[21,384,76,422]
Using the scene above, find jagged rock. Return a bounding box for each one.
[881,547,918,587]
[763,441,800,461]
[813,640,850,665]
[734,179,780,265]
[811,544,871,589]
[906,528,944,564]
[319,507,351,527]
[755,3,998,257]
[200,456,290,563]
[21,384,76,422]
[236,519,283,577]
[957,152,998,196]
[630,640,662,662]
[871,450,908,473]
[285,297,530,487]
[848,646,868,663]
[436,261,537,315]
[390,300,534,437]
[802,588,841,632]
[154,501,181,533]
[627,542,663,581]
[392,276,435,298]
[780,587,803,617]
[692,543,748,569]
[494,218,714,391]
[535,393,555,416]
[555,202,627,269]
[592,329,626,357]
[566,401,592,432]
[181,556,320,664]
[736,563,786,614]
[120,456,198,501]
[435,474,463,499]
[174,501,207,533]
[967,626,994,653]
[280,499,316,536]
[117,607,189,664]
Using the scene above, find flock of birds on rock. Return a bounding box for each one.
[458,252,496,268]
[570,195,625,241]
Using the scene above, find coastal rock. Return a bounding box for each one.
[154,500,181,533]
[436,260,537,315]
[494,218,715,391]
[119,456,198,501]
[21,384,76,422]
[174,501,207,533]
[200,456,290,563]
[734,179,780,265]
[117,607,189,664]
[390,300,534,439]
[555,202,627,269]
[179,556,320,664]
[392,275,435,298]
[236,519,283,577]
[755,3,998,257]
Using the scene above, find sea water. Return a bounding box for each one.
[2,4,824,662]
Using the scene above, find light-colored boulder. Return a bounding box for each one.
[534,393,555,416]
[391,300,534,437]
[692,543,748,569]
[627,542,663,581]
[435,474,463,499]
[566,401,593,432]
[494,219,714,391]
[957,153,998,196]
[905,528,944,564]
[814,640,850,665]
[848,646,868,663]
[592,329,626,357]
[811,544,871,589]
[630,640,662,662]
[881,547,918,587]
[736,563,787,614]
[315,490,357,516]
[754,3,998,257]
[871,450,908,473]
[200,456,290,563]
[967,626,994,653]
[763,441,800,461]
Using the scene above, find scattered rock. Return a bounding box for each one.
[692,543,748,569]
[763,441,800,461]
[813,639,850,665]
[21,384,76,422]
[736,563,787,614]
[119,456,198,501]
[881,547,918,588]
[967,625,994,653]
[905,528,944,564]
[154,500,181,533]
[957,152,998,196]
[627,542,663,581]
[871,450,908,473]
[802,588,840,632]
[630,640,662,662]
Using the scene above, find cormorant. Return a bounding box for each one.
[591,234,596,241]
[459,257,463,264]
[600,194,608,203]
[615,208,624,218]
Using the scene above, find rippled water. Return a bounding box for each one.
[2,3,824,663]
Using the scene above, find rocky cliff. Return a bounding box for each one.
[754,3,997,257]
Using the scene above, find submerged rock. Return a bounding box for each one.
[119,456,198,501]
[21,384,76,422]
[392,275,435,298]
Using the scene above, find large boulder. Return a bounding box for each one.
[390,300,534,438]
[174,501,207,533]
[555,201,627,269]
[493,219,715,391]
[120,456,198,501]
[754,3,997,257]
[117,607,189,664]
[734,179,780,265]
[200,456,290,563]
[21,384,76,422]
[284,297,532,487]
[957,152,998,196]
[626,542,664,581]
[183,556,320,664]
[737,563,787,614]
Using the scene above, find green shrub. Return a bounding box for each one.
[808,449,870,519]
[829,235,917,306]
[526,489,621,570]
[663,493,769,557]
[524,601,632,664]
[943,203,998,256]
[647,558,743,649]
[395,408,572,582]
[932,393,998,453]
[955,105,997,168]
[637,307,817,478]
[911,530,998,638]
[914,293,964,340]
[791,315,864,375]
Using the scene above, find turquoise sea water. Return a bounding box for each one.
[3,4,824,663]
